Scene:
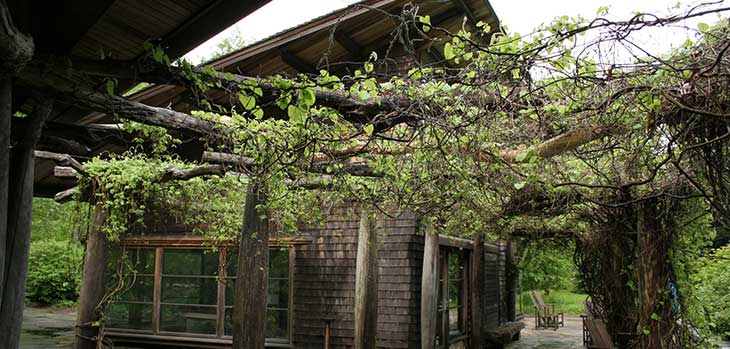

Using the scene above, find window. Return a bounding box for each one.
[105,245,291,343]
[225,248,290,340]
[436,247,469,347]
[105,247,155,332]
[159,249,219,335]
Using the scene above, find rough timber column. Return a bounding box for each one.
[354,208,379,349]
[420,222,439,348]
[233,183,269,349]
[75,207,108,349]
[471,234,484,348]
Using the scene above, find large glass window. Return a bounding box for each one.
[225,248,290,340]
[105,248,155,331]
[105,245,290,343]
[159,249,220,335]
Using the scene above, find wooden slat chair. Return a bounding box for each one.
[528,290,562,329]
[580,299,594,346]
[533,290,564,329]
[584,318,614,349]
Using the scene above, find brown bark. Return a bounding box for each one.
[420,223,439,349]
[470,234,484,348]
[232,183,269,349]
[75,207,108,349]
[492,125,611,163]
[0,0,33,75]
[0,96,53,348]
[35,150,87,174]
[505,240,517,322]
[354,208,379,349]
[636,199,674,349]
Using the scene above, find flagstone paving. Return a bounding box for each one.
[20,307,76,349]
[507,316,585,349]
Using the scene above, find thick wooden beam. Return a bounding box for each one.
[74,206,108,349]
[354,208,379,349]
[54,166,78,178]
[280,50,317,74]
[471,234,484,348]
[0,95,52,348]
[0,0,33,75]
[232,183,269,349]
[420,223,439,348]
[35,150,87,174]
[0,77,10,318]
[334,31,363,58]
[449,0,480,31]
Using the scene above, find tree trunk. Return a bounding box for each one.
[0,96,53,349]
[232,183,269,349]
[421,223,439,349]
[75,207,108,349]
[637,199,674,349]
[354,208,379,349]
[505,240,517,322]
[471,234,484,348]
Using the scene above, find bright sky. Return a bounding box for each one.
[183,0,726,64]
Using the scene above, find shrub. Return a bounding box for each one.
[695,246,730,339]
[519,241,577,293]
[26,240,84,306]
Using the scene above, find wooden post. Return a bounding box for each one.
[637,199,672,349]
[232,183,269,349]
[505,240,517,322]
[0,96,51,349]
[471,234,484,348]
[0,78,10,306]
[354,208,378,349]
[421,223,439,349]
[75,207,108,349]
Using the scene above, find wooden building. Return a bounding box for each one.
[88,1,518,348]
[103,204,516,348]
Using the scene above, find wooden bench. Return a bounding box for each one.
[485,321,525,349]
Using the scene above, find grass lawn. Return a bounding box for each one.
[519,289,587,315]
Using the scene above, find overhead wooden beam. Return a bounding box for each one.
[35,150,87,175]
[158,0,270,59]
[280,50,317,74]
[449,0,480,31]
[334,31,363,58]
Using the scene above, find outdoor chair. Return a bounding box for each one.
[584,318,614,349]
[528,290,564,329]
[581,299,596,346]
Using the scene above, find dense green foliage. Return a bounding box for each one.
[31,197,80,241]
[694,246,730,339]
[26,240,84,306]
[519,242,578,293]
[519,290,586,315]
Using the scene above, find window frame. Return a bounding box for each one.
[105,237,299,346]
[436,246,471,348]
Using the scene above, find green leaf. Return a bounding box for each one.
[444,42,455,60]
[419,15,431,32]
[514,181,526,190]
[106,79,116,96]
[299,88,316,108]
[238,94,256,110]
[363,124,374,136]
[698,22,709,32]
[287,105,304,123]
[515,151,528,162]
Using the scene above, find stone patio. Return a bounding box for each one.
[20,307,76,349]
[507,315,585,349]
